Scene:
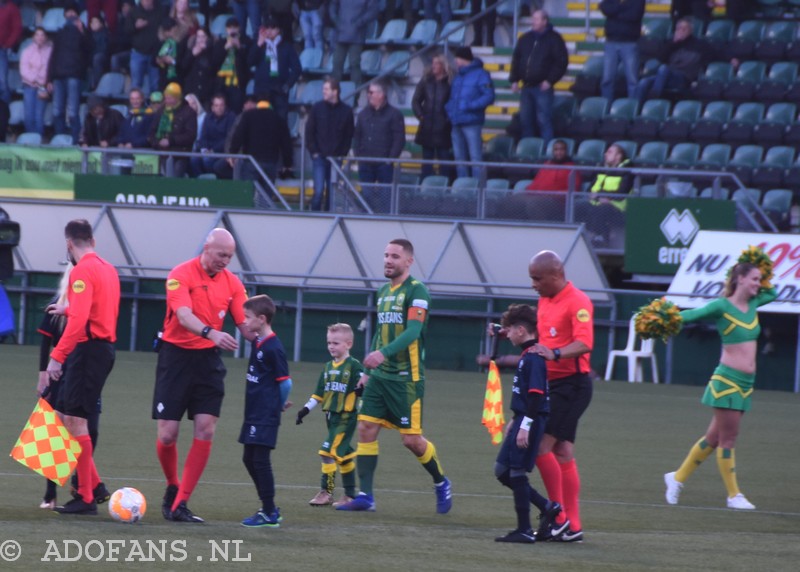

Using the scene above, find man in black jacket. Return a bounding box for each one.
[148,82,197,177]
[353,81,405,213]
[47,2,92,143]
[228,95,293,185]
[599,0,644,101]
[305,77,354,211]
[79,96,124,147]
[212,17,251,113]
[509,10,568,143]
[248,17,301,120]
[126,0,164,95]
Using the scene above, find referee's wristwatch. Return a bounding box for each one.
[552,348,561,362]
[201,325,212,339]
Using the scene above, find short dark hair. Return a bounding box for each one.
[389,238,414,256]
[211,93,227,105]
[501,304,538,334]
[65,219,93,244]
[244,294,276,323]
[323,76,340,94]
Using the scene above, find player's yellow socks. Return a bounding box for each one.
[356,441,379,496]
[716,448,740,498]
[417,440,445,483]
[675,437,715,483]
[321,462,336,494]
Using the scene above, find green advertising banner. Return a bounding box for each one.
[624,197,736,275]
[74,174,254,208]
[0,145,158,199]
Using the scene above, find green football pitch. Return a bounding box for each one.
[0,345,798,571]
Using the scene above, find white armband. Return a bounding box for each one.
[304,398,319,411]
[520,417,533,431]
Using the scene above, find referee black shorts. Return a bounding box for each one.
[152,341,227,421]
[61,340,115,419]
[546,372,593,444]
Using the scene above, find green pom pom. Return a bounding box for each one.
[634,298,683,343]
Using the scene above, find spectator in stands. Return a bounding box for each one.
[305,76,354,211]
[352,80,405,213]
[20,27,52,136]
[331,0,379,96]
[127,0,166,95]
[190,94,236,177]
[149,90,164,113]
[0,99,7,142]
[212,17,250,113]
[181,28,214,105]
[0,0,22,104]
[575,143,633,246]
[156,18,180,90]
[412,53,453,181]
[110,0,135,73]
[424,0,451,26]
[445,47,495,181]
[232,0,261,39]
[599,0,645,101]
[169,0,200,45]
[249,17,301,120]
[184,93,206,150]
[79,95,124,147]
[470,0,497,47]
[214,94,257,179]
[119,87,154,148]
[87,0,118,34]
[384,0,414,28]
[298,0,325,50]
[89,16,109,91]
[228,95,293,185]
[522,139,581,221]
[634,17,714,101]
[509,9,568,143]
[149,82,197,177]
[47,2,92,145]
[266,0,295,43]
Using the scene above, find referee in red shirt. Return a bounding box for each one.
[530,250,593,543]
[47,219,120,515]
[153,228,253,523]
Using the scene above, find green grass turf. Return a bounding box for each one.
[1,345,799,571]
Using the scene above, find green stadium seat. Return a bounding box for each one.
[704,19,736,45]
[761,189,793,229]
[565,97,608,139]
[635,141,669,168]
[483,135,514,162]
[691,100,734,145]
[721,102,765,146]
[755,62,797,105]
[755,21,797,62]
[695,143,732,170]
[574,139,606,166]
[752,146,795,190]
[729,20,765,60]
[692,62,734,101]
[699,187,731,199]
[664,143,700,169]
[629,98,670,143]
[723,61,767,103]
[597,98,640,141]
[367,19,408,46]
[612,140,638,162]
[569,56,604,99]
[753,102,796,146]
[510,137,544,163]
[727,145,764,187]
[659,100,703,144]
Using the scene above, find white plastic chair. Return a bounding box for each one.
[604,318,659,383]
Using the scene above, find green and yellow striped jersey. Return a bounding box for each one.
[312,356,365,413]
[372,276,431,382]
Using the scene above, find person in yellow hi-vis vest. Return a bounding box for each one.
[575,143,633,247]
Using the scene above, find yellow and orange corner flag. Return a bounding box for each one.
[481,360,505,445]
[10,398,82,485]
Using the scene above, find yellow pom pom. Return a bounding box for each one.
[634,298,683,342]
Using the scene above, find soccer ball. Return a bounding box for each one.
[108,487,147,523]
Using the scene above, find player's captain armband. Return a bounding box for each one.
[411,299,429,309]
[576,308,591,322]
[408,307,427,322]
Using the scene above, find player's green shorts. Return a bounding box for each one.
[318,411,357,463]
[358,375,425,434]
[701,363,755,412]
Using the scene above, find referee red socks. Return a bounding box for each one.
[560,459,582,531]
[156,440,180,487]
[536,452,566,524]
[171,438,212,512]
[75,435,97,504]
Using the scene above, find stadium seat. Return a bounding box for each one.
[604,317,658,383]
[394,19,437,46]
[755,61,798,104]
[513,180,533,192]
[9,38,32,63]
[41,8,66,32]
[420,175,449,195]
[726,145,764,186]
[508,137,543,164]
[451,176,479,195]
[49,134,74,146]
[729,20,765,60]
[699,187,731,199]
[486,178,510,192]
[298,80,324,105]
[694,143,731,170]
[380,50,411,79]
[754,21,797,62]
[91,72,126,99]
[20,5,38,31]
[703,19,736,45]
[663,142,700,168]
[209,14,232,38]
[439,20,466,46]
[360,50,383,77]
[367,19,408,46]
[569,55,604,99]
[597,98,639,141]
[692,62,734,102]
[721,102,765,146]
[785,154,800,188]
[612,140,638,162]
[638,18,671,62]
[628,98,670,143]
[761,189,793,230]
[565,96,608,139]
[634,141,669,168]
[340,81,356,102]
[723,61,767,103]
[299,47,324,72]
[483,135,514,162]
[751,146,795,190]
[664,181,698,198]
[658,100,702,144]
[732,187,762,212]
[752,102,796,146]
[690,100,733,145]
[8,101,24,126]
[638,184,659,198]
[306,51,336,76]
[16,132,42,145]
[574,139,606,166]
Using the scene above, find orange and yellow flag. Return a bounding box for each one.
[481,360,505,445]
[9,398,82,485]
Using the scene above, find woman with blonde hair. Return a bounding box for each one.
[412,53,454,180]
